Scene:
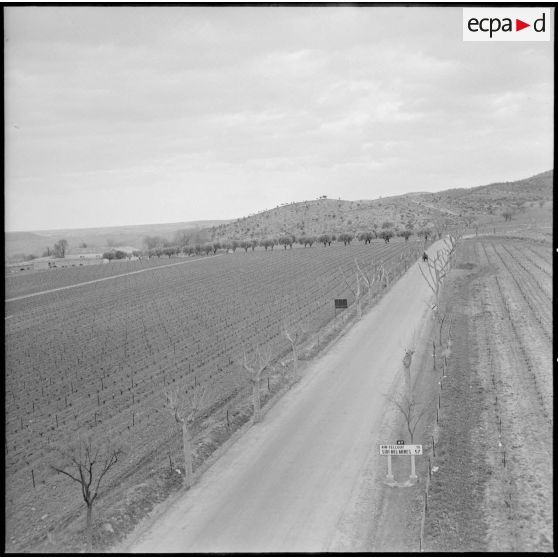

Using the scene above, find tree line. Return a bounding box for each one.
[134,227,434,260]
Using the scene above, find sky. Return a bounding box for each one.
[4,6,554,232]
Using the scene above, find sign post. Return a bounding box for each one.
[334,299,347,319]
[380,444,422,484]
[410,454,417,481]
[386,454,394,482]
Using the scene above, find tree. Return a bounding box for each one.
[163,381,208,489]
[318,234,331,247]
[358,232,373,244]
[338,233,353,246]
[51,437,122,551]
[240,240,250,253]
[53,239,69,258]
[354,258,378,305]
[102,251,115,262]
[389,393,429,443]
[502,210,513,222]
[379,230,394,243]
[278,235,294,249]
[144,236,169,250]
[402,348,415,396]
[432,216,452,240]
[239,345,272,423]
[399,230,412,242]
[340,265,363,319]
[418,241,457,368]
[418,249,450,313]
[283,323,304,381]
[251,239,259,251]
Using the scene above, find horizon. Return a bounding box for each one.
[5,166,551,235]
[5,6,553,232]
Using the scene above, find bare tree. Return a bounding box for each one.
[354,258,378,305]
[163,381,208,489]
[239,345,272,423]
[51,437,122,551]
[402,348,415,397]
[418,249,452,370]
[389,393,429,443]
[432,215,451,240]
[340,265,363,319]
[378,263,390,289]
[283,323,304,381]
[418,249,450,312]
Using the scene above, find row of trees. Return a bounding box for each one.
[386,224,464,486]
[135,229,432,261]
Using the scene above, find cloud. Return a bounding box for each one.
[4,6,553,230]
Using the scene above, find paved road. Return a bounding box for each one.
[129,242,442,553]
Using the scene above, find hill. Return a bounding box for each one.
[206,170,553,242]
[5,170,552,262]
[415,170,553,218]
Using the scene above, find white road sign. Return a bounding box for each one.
[380,444,422,455]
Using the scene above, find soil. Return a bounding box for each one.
[379,236,553,553]
[364,235,552,553]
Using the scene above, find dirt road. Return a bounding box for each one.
[128,242,442,553]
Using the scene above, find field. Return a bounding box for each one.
[5,254,212,300]
[365,229,552,553]
[5,239,422,552]
[422,234,552,551]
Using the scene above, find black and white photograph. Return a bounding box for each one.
[4,3,554,553]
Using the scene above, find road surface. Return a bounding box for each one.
[128,242,442,553]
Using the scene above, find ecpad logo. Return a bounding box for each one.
[463,8,551,41]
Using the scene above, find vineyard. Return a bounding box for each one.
[5,254,211,300]
[422,235,552,551]
[5,239,423,551]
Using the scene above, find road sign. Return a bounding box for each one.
[380,444,422,455]
[334,299,348,309]
[397,440,405,445]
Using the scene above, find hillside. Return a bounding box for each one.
[207,196,434,243]
[415,170,553,218]
[5,170,552,261]
[207,170,553,242]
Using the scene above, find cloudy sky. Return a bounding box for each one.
[5,6,554,231]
